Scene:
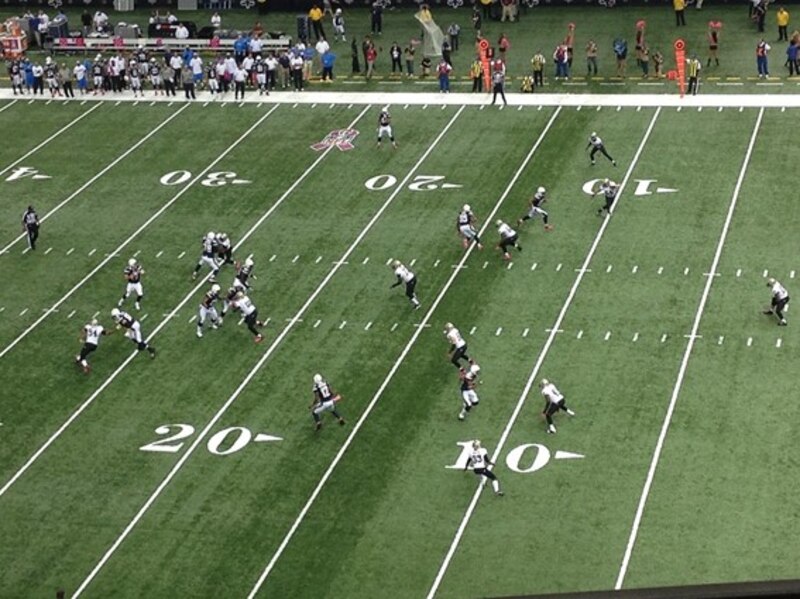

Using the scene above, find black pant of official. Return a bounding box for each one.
[292,69,304,91]
[26,224,39,250]
[472,77,483,92]
[533,71,543,87]
[62,82,74,98]
[184,82,196,99]
[33,77,44,94]
[688,76,698,95]
[492,83,507,105]
[235,81,245,99]
[675,9,685,26]
[164,80,176,96]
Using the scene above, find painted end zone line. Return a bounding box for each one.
[0,103,191,257]
[426,106,663,599]
[614,107,764,590]
[0,103,363,502]
[247,105,564,599]
[70,105,462,598]
[0,103,102,178]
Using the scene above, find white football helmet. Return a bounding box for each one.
[211,284,221,294]
[207,231,215,239]
[540,378,549,387]
[767,277,776,286]
[111,308,120,318]
[469,363,481,376]
[391,259,401,268]
[537,186,546,194]
[496,219,504,227]
[472,439,481,450]
[128,258,137,267]
[603,178,610,185]
[244,257,254,267]
[90,318,98,326]
[591,131,597,138]
[463,204,471,213]
[313,373,323,384]
[444,322,454,332]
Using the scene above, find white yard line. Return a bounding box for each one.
[0,104,275,361]
[71,105,466,598]
[0,103,102,178]
[0,106,324,497]
[247,106,564,598]
[0,99,18,114]
[0,104,190,256]
[426,107,663,599]
[614,106,764,590]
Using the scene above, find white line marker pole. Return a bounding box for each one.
[247,107,566,598]
[426,108,663,599]
[615,107,764,590]
[71,106,466,598]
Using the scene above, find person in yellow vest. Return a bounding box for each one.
[777,7,790,41]
[471,56,484,92]
[309,4,325,42]
[531,50,545,87]
[674,0,686,26]
[686,54,701,95]
[480,0,493,20]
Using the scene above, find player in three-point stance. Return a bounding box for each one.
[495,220,522,261]
[458,362,481,421]
[517,186,553,232]
[192,231,221,281]
[111,307,157,357]
[376,106,398,149]
[215,232,234,265]
[593,178,619,217]
[390,259,421,309]
[231,291,264,343]
[764,277,790,326]
[119,258,145,311]
[233,256,256,291]
[310,373,346,431]
[22,205,39,250]
[464,440,504,496]
[197,283,222,338]
[444,322,472,369]
[586,131,617,166]
[540,378,575,434]
[457,204,484,250]
[75,318,112,373]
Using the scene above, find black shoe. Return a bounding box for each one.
[315,421,323,431]
[149,347,157,359]
[339,418,346,426]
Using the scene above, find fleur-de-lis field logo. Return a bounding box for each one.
[240,0,256,9]
[48,0,63,9]
[447,0,464,8]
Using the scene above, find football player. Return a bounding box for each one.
[389,259,420,309]
[119,258,145,311]
[593,178,618,217]
[219,286,238,324]
[234,257,255,291]
[458,363,481,421]
[231,291,264,343]
[540,378,575,434]
[517,186,553,232]
[309,373,346,431]
[192,231,221,281]
[75,318,112,374]
[110,307,156,357]
[444,322,472,368]
[215,232,234,265]
[128,58,143,97]
[376,107,398,149]
[197,283,222,338]
[457,204,484,250]
[764,277,790,326]
[495,220,522,261]
[464,439,503,496]
[586,131,617,166]
[149,58,163,95]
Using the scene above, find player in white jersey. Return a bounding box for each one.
[517,186,553,232]
[75,319,112,373]
[110,308,156,357]
[377,107,397,148]
[464,440,503,496]
[764,278,790,325]
[458,363,481,420]
[119,258,145,310]
[456,204,483,250]
[192,231,221,281]
[333,8,346,41]
[593,178,618,217]
[128,59,143,97]
[540,378,575,434]
[389,259,420,309]
[495,220,521,261]
[197,284,222,338]
[586,131,617,166]
[444,322,472,368]
[231,291,264,343]
[214,232,234,265]
[309,373,346,430]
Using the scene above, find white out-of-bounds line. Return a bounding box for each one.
[0,103,267,361]
[0,105,369,503]
[426,107,663,599]
[72,106,464,598]
[247,106,564,599]
[614,107,764,590]
[0,104,190,256]
[0,103,102,178]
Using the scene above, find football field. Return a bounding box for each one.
[0,92,798,598]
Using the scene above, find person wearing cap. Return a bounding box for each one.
[764,278,790,325]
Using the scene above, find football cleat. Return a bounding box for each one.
[254,334,264,344]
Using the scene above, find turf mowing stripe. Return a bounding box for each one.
[0,104,190,256]
[70,105,465,598]
[0,103,274,361]
[246,106,564,599]
[614,106,765,590]
[425,107,662,599]
[0,103,102,178]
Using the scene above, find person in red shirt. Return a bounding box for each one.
[437,58,452,92]
[365,43,378,79]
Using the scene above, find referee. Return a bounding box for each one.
[22,205,39,250]
[491,69,507,106]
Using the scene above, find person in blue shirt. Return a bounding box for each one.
[182,46,193,66]
[23,59,34,92]
[321,50,336,80]
[234,34,250,64]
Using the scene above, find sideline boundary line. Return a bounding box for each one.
[614,107,765,590]
[245,105,564,598]
[71,105,466,598]
[0,104,190,257]
[425,107,663,599]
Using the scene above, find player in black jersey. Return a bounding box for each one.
[234,257,255,291]
[9,60,24,95]
[310,373,346,430]
[376,107,397,148]
[586,132,617,166]
[110,308,156,357]
[22,205,39,250]
[517,186,553,231]
[119,258,145,310]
